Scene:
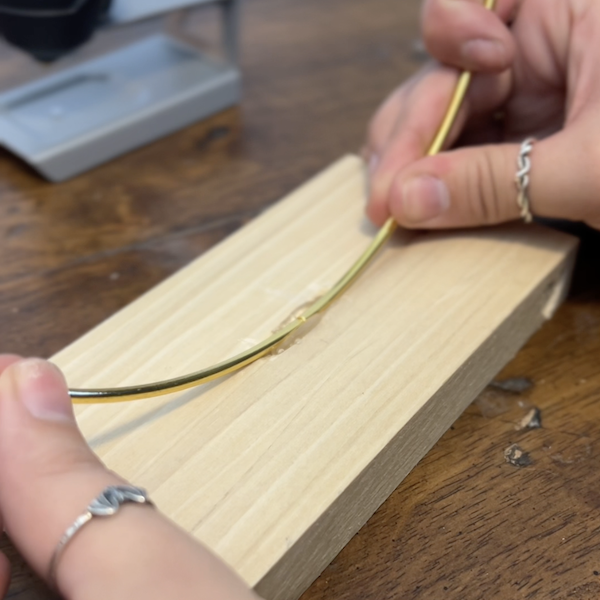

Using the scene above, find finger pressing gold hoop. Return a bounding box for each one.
[48,485,153,589]
[515,137,536,223]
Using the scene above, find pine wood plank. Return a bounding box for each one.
[51,155,577,600]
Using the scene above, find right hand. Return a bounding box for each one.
[365,0,600,231]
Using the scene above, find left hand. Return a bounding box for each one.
[0,355,261,600]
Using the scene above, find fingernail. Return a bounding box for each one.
[11,359,74,422]
[400,176,450,223]
[461,39,506,66]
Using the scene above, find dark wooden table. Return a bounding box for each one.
[1,1,600,598]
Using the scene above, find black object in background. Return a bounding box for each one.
[0,0,112,62]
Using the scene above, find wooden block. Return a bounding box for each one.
[52,156,577,600]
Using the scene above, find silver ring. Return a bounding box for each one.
[48,485,154,588]
[515,137,535,223]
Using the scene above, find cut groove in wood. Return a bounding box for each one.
[52,155,578,600]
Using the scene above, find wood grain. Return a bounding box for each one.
[301,225,600,600]
[51,156,576,600]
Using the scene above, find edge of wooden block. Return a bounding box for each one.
[255,243,577,600]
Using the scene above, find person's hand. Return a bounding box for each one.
[366,0,600,231]
[0,355,261,600]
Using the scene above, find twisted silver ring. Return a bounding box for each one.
[515,137,535,223]
[48,485,153,588]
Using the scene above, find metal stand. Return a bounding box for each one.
[0,0,241,181]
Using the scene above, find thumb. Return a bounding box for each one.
[383,132,600,229]
[0,358,125,590]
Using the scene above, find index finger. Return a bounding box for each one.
[422,0,519,72]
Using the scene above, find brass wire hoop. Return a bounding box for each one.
[69,0,495,404]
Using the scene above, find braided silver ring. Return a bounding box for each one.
[48,485,154,588]
[515,137,536,223]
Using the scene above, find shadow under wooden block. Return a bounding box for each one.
[52,155,578,600]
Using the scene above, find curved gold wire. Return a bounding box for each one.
[70,218,398,403]
[69,0,495,403]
